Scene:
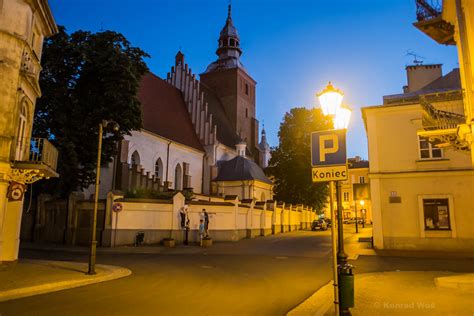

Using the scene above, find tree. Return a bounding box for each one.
[267,107,333,211]
[34,26,149,197]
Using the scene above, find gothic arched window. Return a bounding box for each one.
[174,163,182,191]
[155,158,163,180]
[131,150,140,166]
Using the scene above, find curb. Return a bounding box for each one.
[0,261,132,302]
[287,281,335,316]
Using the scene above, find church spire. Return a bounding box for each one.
[216,4,242,59]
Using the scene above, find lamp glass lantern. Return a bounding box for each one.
[317,82,344,116]
[333,105,352,130]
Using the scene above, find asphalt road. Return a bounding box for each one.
[1,228,472,316]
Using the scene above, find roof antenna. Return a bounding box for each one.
[407,50,425,65]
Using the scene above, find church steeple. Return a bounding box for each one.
[216,4,242,58]
[204,4,246,73]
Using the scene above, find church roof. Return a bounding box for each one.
[214,156,272,184]
[138,73,204,152]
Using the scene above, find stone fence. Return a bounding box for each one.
[104,192,317,246]
[21,192,317,247]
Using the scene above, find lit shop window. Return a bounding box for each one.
[423,199,450,230]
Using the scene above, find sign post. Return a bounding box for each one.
[311,129,353,315]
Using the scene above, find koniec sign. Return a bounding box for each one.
[311,129,348,182]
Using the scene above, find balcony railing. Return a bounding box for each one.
[415,0,442,22]
[14,137,58,172]
[420,97,465,131]
[419,97,470,150]
[414,0,455,45]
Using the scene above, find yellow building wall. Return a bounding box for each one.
[364,99,474,251]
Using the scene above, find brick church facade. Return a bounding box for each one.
[87,5,272,201]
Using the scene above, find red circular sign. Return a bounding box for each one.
[112,203,123,212]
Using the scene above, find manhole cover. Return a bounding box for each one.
[275,256,288,260]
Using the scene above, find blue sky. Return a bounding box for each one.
[49,0,458,158]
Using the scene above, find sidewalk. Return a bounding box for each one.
[288,271,474,316]
[0,259,131,302]
[288,226,474,315]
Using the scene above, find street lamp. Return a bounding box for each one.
[88,119,119,275]
[317,82,344,116]
[318,82,353,315]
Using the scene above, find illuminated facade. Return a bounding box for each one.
[414,0,474,165]
[362,65,473,251]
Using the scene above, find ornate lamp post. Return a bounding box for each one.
[318,82,353,315]
[88,120,119,275]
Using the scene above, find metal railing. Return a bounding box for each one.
[420,97,465,131]
[14,137,58,171]
[415,0,442,22]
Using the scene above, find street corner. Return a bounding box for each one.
[286,281,335,316]
[0,259,132,303]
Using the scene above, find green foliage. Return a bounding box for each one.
[267,107,333,211]
[34,26,149,197]
[125,188,194,200]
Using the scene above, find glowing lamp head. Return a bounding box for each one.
[333,105,352,130]
[317,82,344,116]
[360,200,365,206]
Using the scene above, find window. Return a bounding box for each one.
[174,163,182,190]
[15,102,28,160]
[423,199,450,230]
[419,137,442,159]
[131,150,140,166]
[359,176,365,184]
[245,83,249,95]
[154,158,163,179]
[343,192,349,202]
[245,108,248,118]
[230,38,235,46]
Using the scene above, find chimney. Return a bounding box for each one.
[405,64,442,93]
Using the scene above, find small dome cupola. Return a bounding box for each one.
[236,138,247,157]
[216,4,242,58]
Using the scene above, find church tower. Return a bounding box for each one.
[200,5,259,159]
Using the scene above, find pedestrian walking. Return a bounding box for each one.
[199,219,205,246]
[202,209,209,237]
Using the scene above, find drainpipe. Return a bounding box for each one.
[201,153,206,194]
[165,141,171,183]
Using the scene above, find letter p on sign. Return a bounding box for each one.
[319,134,339,162]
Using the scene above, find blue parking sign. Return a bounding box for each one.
[311,130,347,167]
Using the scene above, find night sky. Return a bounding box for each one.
[49,0,458,158]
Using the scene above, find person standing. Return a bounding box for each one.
[198,219,205,247]
[202,209,209,237]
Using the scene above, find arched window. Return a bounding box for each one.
[15,102,28,160]
[174,163,182,191]
[131,150,140,166]
[230,38,235,46]
[155,158,163,180]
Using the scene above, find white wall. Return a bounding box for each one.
[125,130,204,193]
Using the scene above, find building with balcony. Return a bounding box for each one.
[0,0,57,263]
[362,65,473,252]
[414,0,473,165]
